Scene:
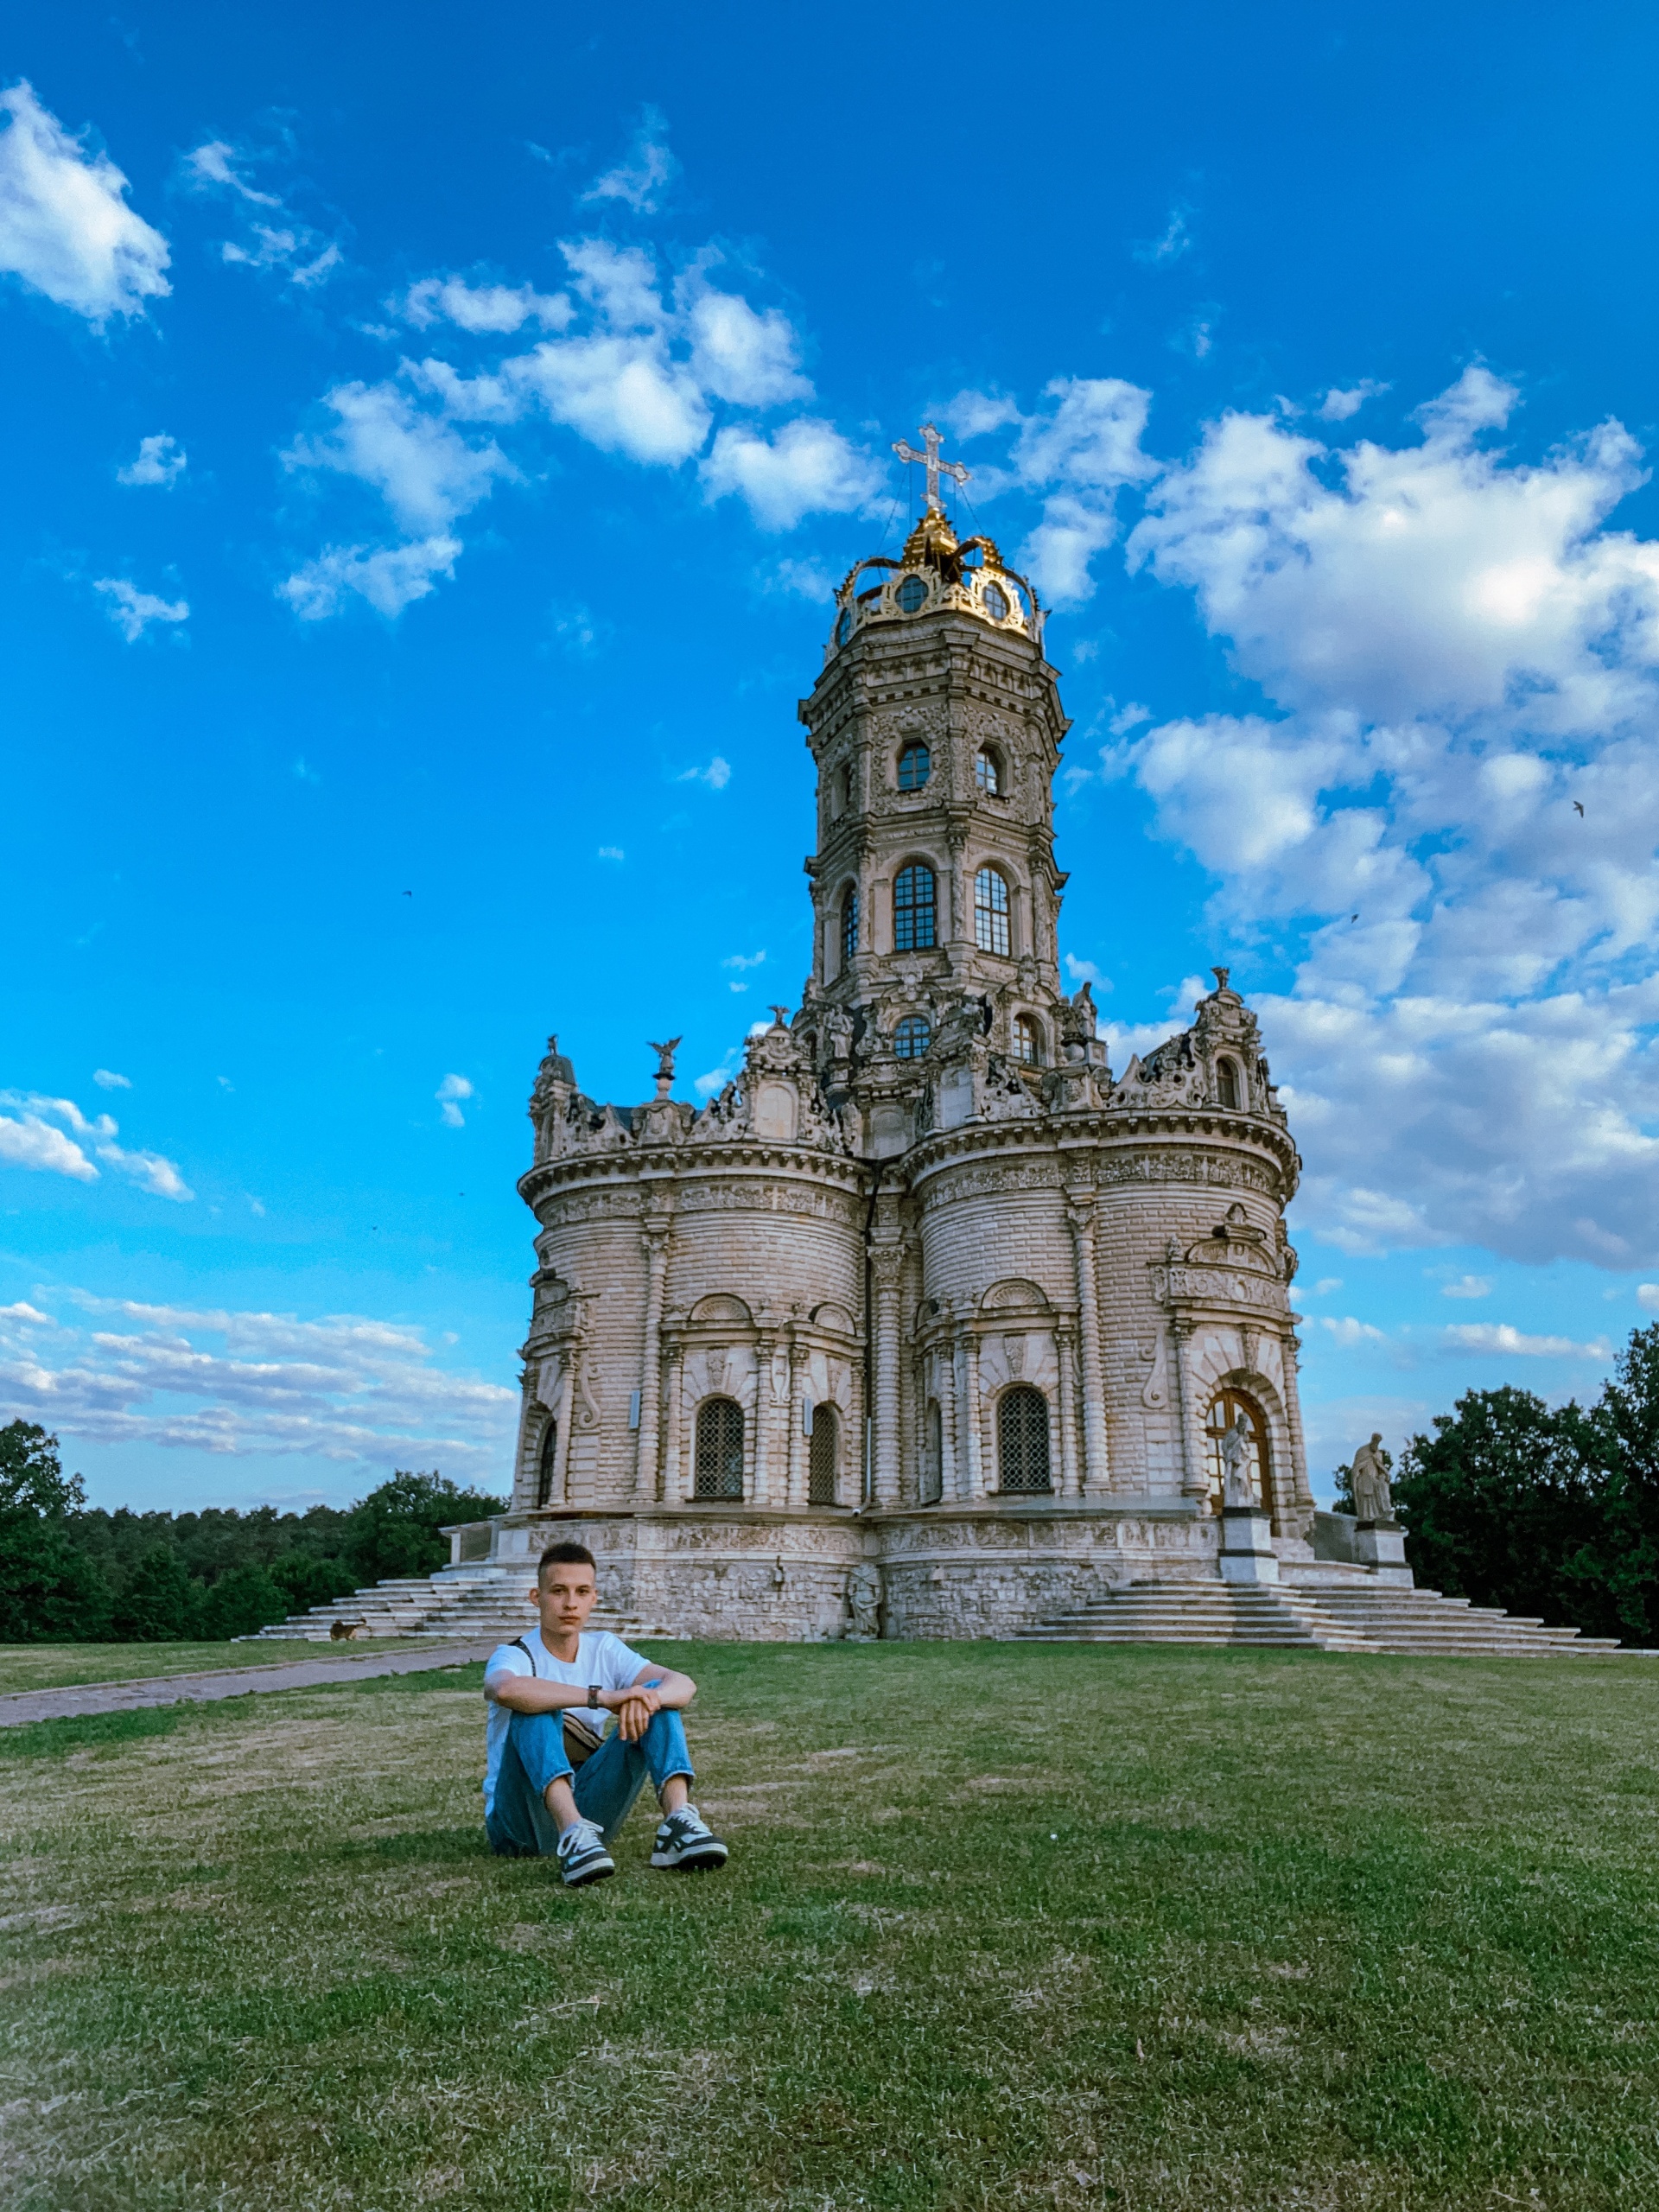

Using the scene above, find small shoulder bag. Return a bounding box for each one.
[512,1637,602,1768]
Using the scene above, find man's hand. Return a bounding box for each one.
[605,1681,663,1742]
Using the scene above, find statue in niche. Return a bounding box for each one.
[845,1562,883,1641]
[1350,1433,1395,1524]
[1220,1414,1257,1509]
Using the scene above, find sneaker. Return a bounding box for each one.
[651,1805,729,1872]
[556,1817,615,1887]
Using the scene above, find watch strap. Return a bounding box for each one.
[587,1683,600,1709]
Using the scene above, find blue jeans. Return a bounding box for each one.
[486,1707,695,1856]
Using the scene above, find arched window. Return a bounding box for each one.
[1217,1056,1241,1109]
[808,1403,840,1505]
[695,1398,745,1499]
[898,742,931,791]
[921,1400,944,1503]
[893,1015,931,1058]
[976,747,1002,796]
[998,1385,1052,1492]
[1014,1014,1044,1066]
[841,886,860,965]
[975,866,1011,956]
[536,1421,559,1509]
[1204,1388,1272,1516]
[893,863,937,950]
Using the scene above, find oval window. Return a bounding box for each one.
[896,575,928,613]
[834,608,852,645]
[982,581,1009,620]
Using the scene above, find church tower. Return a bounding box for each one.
[487,427,1317,1640]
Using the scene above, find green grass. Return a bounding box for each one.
[4,1643,1659,2211]
[0,1637,423,1694]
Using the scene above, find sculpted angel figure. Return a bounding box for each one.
[1350,1433,1394,1523]
[1220,1413,1257,1509]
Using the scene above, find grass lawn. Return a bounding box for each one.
[0,1639,422,1695]
[5,1644,1659,2211]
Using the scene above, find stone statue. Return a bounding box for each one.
[1220,1413,1256,1509]
[1351,1433,1394,1523]
[846,1562,882,1641]
[646,1037,682,1099]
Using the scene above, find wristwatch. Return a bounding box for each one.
[587,1684,601,1709]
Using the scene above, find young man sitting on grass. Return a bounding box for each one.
[483,1541,728,1887]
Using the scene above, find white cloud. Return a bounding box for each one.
[702,417,880,530]
[117,433,186,487]
[279,534,461,620]
[0,1090,191,1199]
[93,578,189,642]
[435,1073,474,1128]
[1319,1315,1389,1347]
[184,136,341,289]
[1440,1274,1493,1300]
[1320,380,1388,423]
[1309,1278,1344,1296]
[595,844,625,862]
[0,80,169,324]
[399,274,570,334]
[92,1069,130,1090]
[285,379,513,534]
[1442,1322,1611,1359]
[582,111,676,213]
[1005,378,1158,605]
[940,389,1024,441]
[1063,955,1109,989]
[722,950,766,971]
[684,285,811,406]
[1134,207,1191,265]
[768,557,833,601]
[677,755,731,790]
[0,1294,515,1476]
[1638,1284,1659,1314]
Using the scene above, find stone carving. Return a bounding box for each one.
[1140,1333,1169,1409]
[1351,1433,1394,1523]
[1220,1414,1256,1508]
[845,1561,883,1641]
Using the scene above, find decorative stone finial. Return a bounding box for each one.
[769,1003,791,1029]
[646,1037,682,1099]
[1211,965,1231,993]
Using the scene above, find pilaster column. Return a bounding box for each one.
[1056,1325,1082,1497]
[870,1244,905,1507]
[1170,1318,1210,1500]
[1280,1327,1311,1535]
[785,1330,806,1510]
[964,1331,988,1497]
[943,1326,963,1500]
[753,1329,778,1507]
[1065,1197,1110,1491]
[632,1223,671,1500]
[553,1336,578,1505]
[662,1338,683,1507]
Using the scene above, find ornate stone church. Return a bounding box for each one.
[480,435,1319,1637]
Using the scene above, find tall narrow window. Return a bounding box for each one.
[808,1404,840,1505]
[841,887,860,965]
[921,1400,944,1503]
[1204,1388,1272,1517]
[898,742,931,791]
[1217,1057,1241,1109]
[893,863,937,950]
[975,867,1011,956]
[695,1398,745,1499]
[976,747,1001,795]
[1014,1014,1043,1066]
[998,1386,1052,1492]
[536,1421,559,1509]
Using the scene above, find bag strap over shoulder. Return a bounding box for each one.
[511,1635,540,1678]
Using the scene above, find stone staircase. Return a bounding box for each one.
[251,1565,681,1645]
[1010,1579,1630,1656]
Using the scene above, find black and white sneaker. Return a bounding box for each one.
[556,1817,615,1887]
[650,1806,729,1872]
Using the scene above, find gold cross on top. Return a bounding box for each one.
[892,422,970,516]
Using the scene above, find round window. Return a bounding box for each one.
[982,581,1009,620]
[893,1016,931,1058]
[895,575,928,613]
[834,608,852,645]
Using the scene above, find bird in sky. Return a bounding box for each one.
[402,888,413,896]
[1573,801,1585,817]
[1351,912,1359,923]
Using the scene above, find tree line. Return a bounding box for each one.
[1357,1321,1659,1647]
[0,1420,505,1643]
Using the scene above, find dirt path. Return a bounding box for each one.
[0,1642,497,1726]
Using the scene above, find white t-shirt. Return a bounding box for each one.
[482,1626,652,1815]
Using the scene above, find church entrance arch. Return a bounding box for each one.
[695,1398,745,1500]
[536,1420,559,1509]
[1204,1387,1272,1515]
[997,1385,1052,1493]
[808,1404,840,1505]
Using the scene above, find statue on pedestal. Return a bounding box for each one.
[845,1562,882,1641]
[1220,1413,1257,1509]
[1351,1433,1394,1523]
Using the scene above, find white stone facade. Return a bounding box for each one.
[472,500,1317,1637]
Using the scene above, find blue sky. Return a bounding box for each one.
[5,1,1659,1511]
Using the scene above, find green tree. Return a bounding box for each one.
[270,1550,358,1615]
[345,1471,505,1585]
[1582,1323,1659,1643]
[111,1545,194,1641]
[0,1421,113,1642]
[189,1562,290,1641]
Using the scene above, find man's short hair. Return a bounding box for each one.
[538,1541,597,1583]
